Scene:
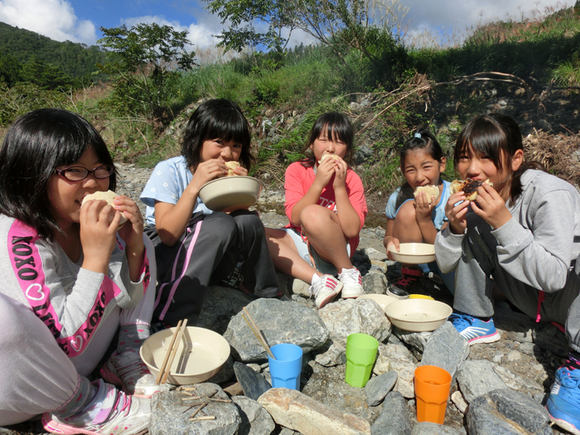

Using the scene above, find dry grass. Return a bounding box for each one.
[524,129,580,186]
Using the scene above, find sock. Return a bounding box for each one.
[311,273,319,285]
[117,323,150,354]
[565,350,580,370]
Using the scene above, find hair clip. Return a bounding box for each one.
[414,132,421,138]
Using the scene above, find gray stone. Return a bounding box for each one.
[466,389,552,435]
[365,371,398,406]
[411,422,464,434]
[421,322,470,379]
[370,391,412,435]
[301,361,381,421]
[378,343,417,399]
[318,298,391,344]
[197,286,254,334]
[457,360,508,403]
[224,298,329,362]
[233,362,272,401]
[314,340,347,367]
[150,384,241,435]
[362,272,388,294]
[231,396,276,435]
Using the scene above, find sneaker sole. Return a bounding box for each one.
[467,331,501,345]
[316,283,343,309]
[547,401,580,435]
[43,416,150,435]
[341,288,364,299]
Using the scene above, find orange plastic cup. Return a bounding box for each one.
[414,365,452,424]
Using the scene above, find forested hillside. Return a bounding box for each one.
[0,22,106,88]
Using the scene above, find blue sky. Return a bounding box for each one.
[0,0,575,50]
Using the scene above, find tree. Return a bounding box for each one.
[98,23,196,122]
[205,0,408,64]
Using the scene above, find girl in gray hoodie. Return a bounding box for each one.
[435,113,580,435]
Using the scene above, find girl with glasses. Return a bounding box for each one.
[0,108,155,434]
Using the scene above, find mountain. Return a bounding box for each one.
[0,21,107,86]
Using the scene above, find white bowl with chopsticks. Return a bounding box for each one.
[140,326,230,385]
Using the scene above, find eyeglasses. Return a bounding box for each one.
[54,165,114,182]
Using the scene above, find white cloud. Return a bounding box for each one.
[0,0,97,44]
[402,0,575,46]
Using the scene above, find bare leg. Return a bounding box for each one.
[299,205,352,271]
[392,200,423,243]
[266,228,319,282]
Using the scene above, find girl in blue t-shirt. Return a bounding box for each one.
[140,99,279,327]
[383,128,454,298]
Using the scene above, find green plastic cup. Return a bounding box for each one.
[345,333,379,387]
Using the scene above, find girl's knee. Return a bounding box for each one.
[395,201,416,223]
[300,205,334,230]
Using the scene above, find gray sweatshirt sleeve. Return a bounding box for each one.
[434,226,465,274]
[493,188,578,292]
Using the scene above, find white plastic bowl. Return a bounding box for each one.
[357,294,400,313]
[198,176,263,212]
[388,243,435,264]
[384,299,452,332]
[140,326,230,385]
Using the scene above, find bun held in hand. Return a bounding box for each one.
[82,190,128,226]
[450,179,493,201]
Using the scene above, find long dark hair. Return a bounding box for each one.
[300,112,355,167]
[454,113,539,203]
[0,108,116,240]
[395,127,445,210]
[181,99,254,172]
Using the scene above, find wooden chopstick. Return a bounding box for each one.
[161,319,189,384]
[156,319,182,384]
[242,307,275,360]
[157,319,188,384]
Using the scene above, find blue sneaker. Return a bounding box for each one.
[448,313,500,345]
[546,367,580,435]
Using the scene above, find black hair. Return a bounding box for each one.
[395,127,445,210]
[454,113,537,203]
[399,127,444,170]
[181,99,254,171]
[0,108,116,240]
[300,112,355,167]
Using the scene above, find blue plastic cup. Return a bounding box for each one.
[268,343,303,390]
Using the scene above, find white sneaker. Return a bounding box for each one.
[42,381,150,435]
[100,350,160,398]
[339,267,364,298]
[310,274,343,309]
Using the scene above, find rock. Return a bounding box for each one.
[232,396,276,435]
[379,343,417,399]
[233,362,272,401]
[318,298,391,345]
[301,361,380,421]
[224,298,329,362]
[466,389,553,435]
[258,388,371,435]
[411,422,464,434]
[365,371,398,406]
[197,286,255,334]
[420,322,469,379]
[150,384,241,435]
[314,340,347,367]
[456,360,509,403]
[370,391,412,435]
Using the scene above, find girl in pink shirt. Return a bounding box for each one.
[266,112,367,308]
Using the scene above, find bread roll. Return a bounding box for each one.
[449,179,493,201]
[225,161,240,177]
[413,185,439,203]
[318,153,340,164]
[81,190,128,226]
